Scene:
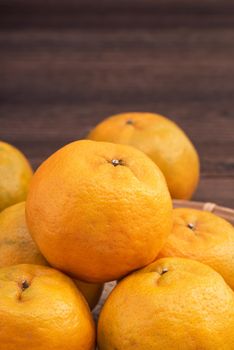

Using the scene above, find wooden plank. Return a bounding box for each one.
[0,104,233,178]
[1,0,234,29]
[194,178,234,208]
[0,3,233,207]
[1,26,234,183]
[1,0,234,17]
[1,28,234,105]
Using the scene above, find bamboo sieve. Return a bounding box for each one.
[173,199,234,224]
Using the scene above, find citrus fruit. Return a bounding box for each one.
[26,140,172,283]
[74,280,103,310]
[158,207,234,290]
[0,202,103,309]
[87,112,200,199]
[0,141,33,212]
[0,202,47,266]
[0,264,95,350]
[98,257,234,350]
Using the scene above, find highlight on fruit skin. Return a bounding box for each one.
[158,207,234,290]
[26,139,173,283]
[87,112,200,200]
[0,202,103,310]
[0,141,33,212]
[98,257,234,350]
[0,264,95,350]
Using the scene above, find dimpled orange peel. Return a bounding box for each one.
[87,112,200,199]
[0,141,33,211]
[159,207,234,290]
[0,202,103,309]
[0,264,95,350]
[26,140,172,283]
[98,257,234,350]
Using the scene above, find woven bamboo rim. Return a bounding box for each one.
[173,199,234,224]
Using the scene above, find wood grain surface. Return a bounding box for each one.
[0,0,234,207]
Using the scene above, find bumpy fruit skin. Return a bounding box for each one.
[0,141,33,212]
[158,208,234,290]
[0,202,103,309]
[87,112,200,199]
[0,264,95,350]
[98,257,234,350]
[26,140,172,283]
[0,202,48,266]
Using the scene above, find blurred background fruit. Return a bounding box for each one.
[98,257,234,350]
[0,202,103,309]
[158,207,234,290]
[88,112,200,199]
[26,140,172,283]
[0,141,33,212]
[0,264,95,350]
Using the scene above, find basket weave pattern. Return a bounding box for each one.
[173,200,234,224]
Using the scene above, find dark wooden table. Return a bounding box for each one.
[1,0,234,207]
